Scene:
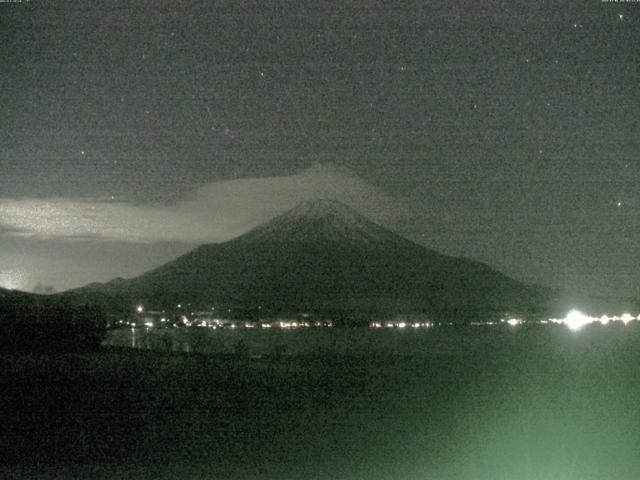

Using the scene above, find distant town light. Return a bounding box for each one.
[564,309,590,331]
[506,318,521,327]
[136,305,143,313]
[621,313,634,325]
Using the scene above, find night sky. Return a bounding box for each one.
[1,1,639,297]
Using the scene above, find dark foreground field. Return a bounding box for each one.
[2,324,640,479]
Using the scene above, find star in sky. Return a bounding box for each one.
[2,1,640,296]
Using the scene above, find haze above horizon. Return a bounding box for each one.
[1,1,638,296]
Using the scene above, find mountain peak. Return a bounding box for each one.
[232,198,400,245]
[70,197,545,322]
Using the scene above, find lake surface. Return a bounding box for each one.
[103,321,637,357]
[4,322,640,479]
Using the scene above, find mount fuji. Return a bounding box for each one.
[64,199,551,323]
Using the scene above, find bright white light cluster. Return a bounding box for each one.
[563,310,592,331]
[370,321,433,329]
[500,310,638,331]
[547,309,638,331]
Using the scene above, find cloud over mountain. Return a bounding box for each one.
[0,164,393,243]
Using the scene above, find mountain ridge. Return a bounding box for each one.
[228,199,414,247]
[62,199,553,323]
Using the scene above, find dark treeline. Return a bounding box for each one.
[0,292,106,352]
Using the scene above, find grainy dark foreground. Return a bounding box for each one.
[2,325,640,479]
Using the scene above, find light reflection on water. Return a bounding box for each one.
[11,322,640,480]
[103,322,638,357]
[106,325,445,356]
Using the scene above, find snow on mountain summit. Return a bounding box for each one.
[234,199,402,245]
